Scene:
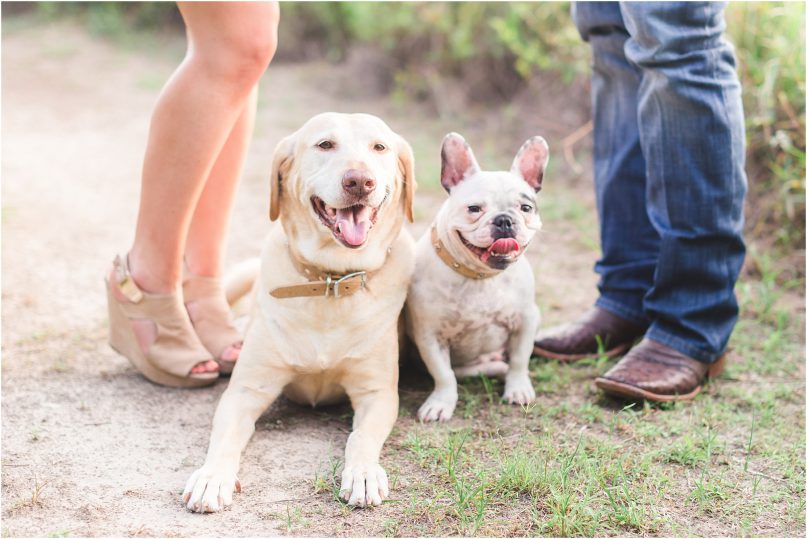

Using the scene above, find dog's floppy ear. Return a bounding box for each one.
[269,134,296,222]
[441,132,479,192]
[511,136,549,192]
[396,135,417,222]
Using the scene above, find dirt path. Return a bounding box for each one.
[0,20,599,537]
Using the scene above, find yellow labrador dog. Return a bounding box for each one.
[183,113,416,511]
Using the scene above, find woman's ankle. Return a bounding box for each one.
[183,253,223,279]
[127,248,180,294]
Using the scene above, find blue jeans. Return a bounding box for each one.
[572,2,747,363]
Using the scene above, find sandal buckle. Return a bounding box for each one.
[113,255,144,303]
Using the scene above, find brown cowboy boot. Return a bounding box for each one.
[595,338,726,402]
[534,307,646,361]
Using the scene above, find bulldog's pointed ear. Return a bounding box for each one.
[440,132,480,192]
[269,134,296,222]
[511,136,549,192]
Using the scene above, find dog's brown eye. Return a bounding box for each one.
[468,205,482,214]
[373,143,386,152]
[520,204,533,213]
[317,140,335,150]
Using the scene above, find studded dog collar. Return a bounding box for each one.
[269,245,383,299]
[430,225,498,280]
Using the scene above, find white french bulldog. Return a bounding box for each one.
[405,133,548,422]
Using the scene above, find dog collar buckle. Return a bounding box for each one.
[325,271,367,298]
[270,245,379,299]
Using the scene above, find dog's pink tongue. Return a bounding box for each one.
[336,206,372,246]
[490,238,520,255]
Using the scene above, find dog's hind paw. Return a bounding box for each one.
[339,463,389,507]
[182,466,241,513]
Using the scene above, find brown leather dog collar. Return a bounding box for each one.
[269,245,382,299]
[430,225,498,280]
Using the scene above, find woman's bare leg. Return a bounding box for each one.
[183,89,257,363]
[125,2,279,373]
[185,89,257,279]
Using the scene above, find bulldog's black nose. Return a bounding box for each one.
[493,214,513,231]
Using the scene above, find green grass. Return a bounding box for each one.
[279,283,804,536]
[536,189,599,252]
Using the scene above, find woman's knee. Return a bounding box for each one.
[183,2,279,90]
[216,28,278,84]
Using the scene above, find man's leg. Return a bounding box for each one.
[580,2,661,324]
[622,1,747,363]
[534,1,654,359]
[595,2,746,402]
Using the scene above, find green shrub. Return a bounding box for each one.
[726,3,805,253]
[279,2,587,100]
[34,1,179,36]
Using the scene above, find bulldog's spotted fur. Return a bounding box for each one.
[405,133,548,422]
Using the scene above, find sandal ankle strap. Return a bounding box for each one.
[112,254,144,304]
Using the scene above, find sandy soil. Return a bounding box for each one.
[1,21,601,537]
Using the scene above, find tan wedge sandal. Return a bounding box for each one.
[182,265,243,375]
[106,254,219,388]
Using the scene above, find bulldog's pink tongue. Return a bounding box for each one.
[490,238,520,255]
[335,206,372,246]
[479,238,520,264]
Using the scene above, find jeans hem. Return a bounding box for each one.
[645,327,720,364]
[595,296,649,327]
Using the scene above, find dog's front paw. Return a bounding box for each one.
[503,375,536,405]
[339,462,389,507]
[182,466,241,513]
[418,390,458,422]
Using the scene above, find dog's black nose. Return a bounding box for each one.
[493,214,513,231]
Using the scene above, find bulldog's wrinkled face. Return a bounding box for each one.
[440,133,549,270]
[271,113,413,250]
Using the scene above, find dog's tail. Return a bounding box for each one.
[224,257,261,307]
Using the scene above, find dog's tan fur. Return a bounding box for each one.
[183,113,416,511]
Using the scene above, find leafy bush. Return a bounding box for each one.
[279,2,587,101]
[34,1,180,36]
[726,3,805,252]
